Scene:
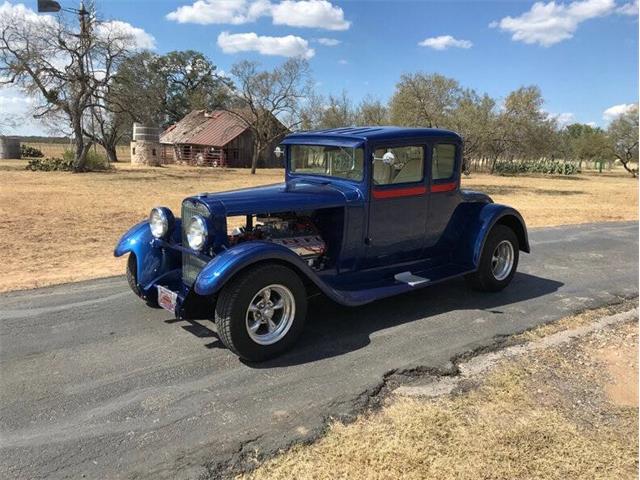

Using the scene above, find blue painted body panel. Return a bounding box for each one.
[114,127,529,313]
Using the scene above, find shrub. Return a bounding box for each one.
[62,149,110,171]
[25,157,74,171]
[20,145,44,158]
[494,159,579,176]
[25,150,110,172]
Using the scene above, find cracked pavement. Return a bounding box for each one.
[1,221,638,479]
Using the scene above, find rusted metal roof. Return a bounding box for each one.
[160,110,249,147]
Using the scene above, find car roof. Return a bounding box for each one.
[284,126,462,144]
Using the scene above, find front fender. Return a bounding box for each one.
[194,241,330,298]
[462,203,530,267]
[114,220,181,289]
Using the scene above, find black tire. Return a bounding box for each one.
[215,264,307,362]
[126,253,159,307]
[465,224,519,292]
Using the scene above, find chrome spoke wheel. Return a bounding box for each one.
[491,240,514,281]
[245,284,296,345]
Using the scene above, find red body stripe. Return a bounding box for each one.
[373,181,458,199]
[431,181,458,193]
[372,185,427,199]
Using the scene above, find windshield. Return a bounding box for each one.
[289,145,364,181]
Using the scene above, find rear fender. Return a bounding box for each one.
[114,220,182,290]
[194,241,336,300]
[460,203,530,267]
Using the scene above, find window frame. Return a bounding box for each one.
[430,142,459,185]
[370,142,427,195]
[288,143,366,183]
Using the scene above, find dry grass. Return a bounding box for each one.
[462,171,638,227]
[0,160,637,293]
[0,161,282,292]
[22,142,131,162]
[242,311,639,480]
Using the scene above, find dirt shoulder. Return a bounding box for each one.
[241,300,639,480]
[0,160,637,293]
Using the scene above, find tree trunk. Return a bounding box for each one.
[620,154,638,178]
[72,118,90,172]
[105,143,118,163]
[490,155,499,174]
[250,142,260,174]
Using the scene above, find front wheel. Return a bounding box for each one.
[126,254,159,307]
[465,225,519,292]
[215,264,307,361]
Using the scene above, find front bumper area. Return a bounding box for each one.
[143,238,215,319]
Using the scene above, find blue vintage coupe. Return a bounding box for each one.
[115,127,529,361]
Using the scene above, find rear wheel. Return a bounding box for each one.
[465,225,519,292]
[215,264,307,361]
[126,254,159,307]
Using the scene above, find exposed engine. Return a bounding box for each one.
[228,214,327,269]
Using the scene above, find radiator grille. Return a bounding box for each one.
[181,199,210,286]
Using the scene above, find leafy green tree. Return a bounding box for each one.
[112,50,231,128]
[563,123,612,169]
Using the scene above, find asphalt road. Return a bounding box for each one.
[1,222,638,480]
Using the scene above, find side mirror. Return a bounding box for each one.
[274,146,284,159]
[382,152,396,165]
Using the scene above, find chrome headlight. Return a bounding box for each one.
[187,215,208,251]
[149,207,174,239]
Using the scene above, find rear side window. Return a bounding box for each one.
[373,145,424,185]
[432,144,457,180]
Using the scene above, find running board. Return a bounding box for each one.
[394,271,429,286]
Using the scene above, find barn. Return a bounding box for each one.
[159,110,286,168]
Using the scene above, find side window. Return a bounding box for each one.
[432,144,457,180]
[373,145,424,185]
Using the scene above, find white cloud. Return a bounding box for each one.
[617,0,638,14]
[0,86,47,136]
[271,0,350,30]
[490,0,616,47]
[316,37,341,46]
[603,103,638,120]
[1,2,154,50]
[96,21,156,50]
[585,121,598,127]
[418,35,472,50]
[548,111,576,126]
[217,31,315,58]
[166,0,262,25]
[166,0,350,29]
[338,59,348,64]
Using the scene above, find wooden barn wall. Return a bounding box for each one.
[224,130,286,168]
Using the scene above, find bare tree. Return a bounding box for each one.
[0,6,134,171]
[356,95,389,126]
[389,72,461,127]
[230,58,311,174]
[608,105,639,177]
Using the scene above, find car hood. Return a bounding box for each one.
[189,177,364,217]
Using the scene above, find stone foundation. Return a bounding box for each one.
[130,140,161,166]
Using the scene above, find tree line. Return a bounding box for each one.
[300,76,638,177]
[1,6,637,176]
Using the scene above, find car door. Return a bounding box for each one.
[424,141,462,251]
[363,142,429,267]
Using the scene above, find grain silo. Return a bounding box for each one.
[130,123,161,166]
[0,136,20,159]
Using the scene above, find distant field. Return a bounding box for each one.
[0,159,637,292]
[22,142,131,162]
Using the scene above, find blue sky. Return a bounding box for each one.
[1,0,638,135]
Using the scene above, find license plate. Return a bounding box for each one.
[157,286,178,314]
